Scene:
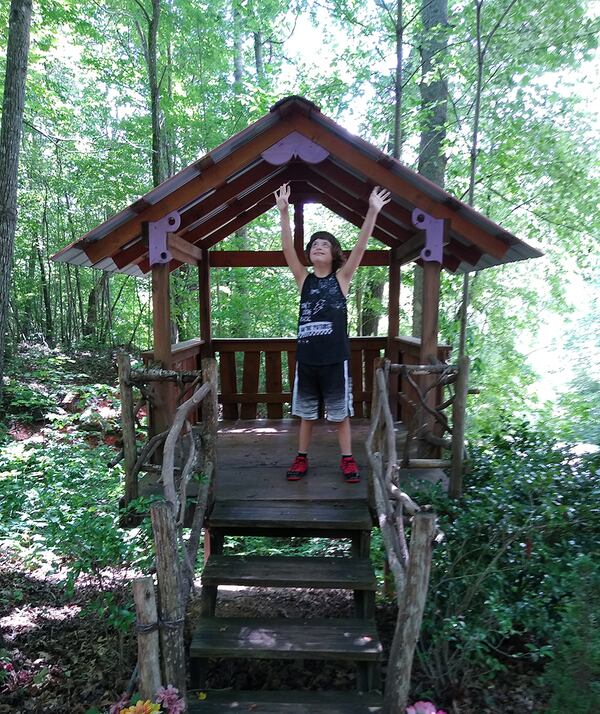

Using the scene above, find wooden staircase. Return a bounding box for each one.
[189,498,384,712]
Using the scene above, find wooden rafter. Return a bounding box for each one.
[83,116,304,265]
[292,115,510,259]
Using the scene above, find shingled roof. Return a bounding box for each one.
[51,95,542,276]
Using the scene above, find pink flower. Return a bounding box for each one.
[156,685,186,714]
[406,702,447,714]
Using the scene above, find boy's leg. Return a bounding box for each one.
[288,363,318,480]
[299,417,315,452]
[321,362,360,483]
[335,417,352,454]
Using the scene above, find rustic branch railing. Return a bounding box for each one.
[366,360,443,712]
[123,353,219,702]
[390,355,470,497]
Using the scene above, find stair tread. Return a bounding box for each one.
[202,555,377,590]
[188,690,383,713]
[190,616,382,661]
[208,499,373,530]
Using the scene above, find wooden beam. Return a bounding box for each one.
[208,249,389,268]
[179,161,280,231]
[388,248,400,339]
[167,232,202,266]
[83,115,304,264]
[199,248,211,347]
[292,115,510,259]
[294,201,304,258]
[396,233,425,264]
[319,195,398,247]
[315,159,414,229]
[152,263,174,435]
[183,174,285,244]
[200,197,276,249]
[297,167,412,242]
[420,259,441,364]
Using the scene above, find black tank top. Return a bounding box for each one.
[296,272,350,365]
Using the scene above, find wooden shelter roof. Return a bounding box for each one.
[51,95,542,275]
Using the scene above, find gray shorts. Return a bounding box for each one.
[291,360,354,422]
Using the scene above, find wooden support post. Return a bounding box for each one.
[152,264,173,437]
[117,351,138,505]
[383,511,437,714]
[293,201,305,261]
[132,576,162,699]
[449,355,470,499]
[201,357,219,469]
[199,248,212,353]
[387,248,401,420]
[419,260,441,364]
[419,259,441,450]
[150,502,186,695]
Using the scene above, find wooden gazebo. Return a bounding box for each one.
[52,95,541,439]
[52,96,543,711]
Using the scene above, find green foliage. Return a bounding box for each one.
[0,348,154,588]
[543,556,600,712]
[413,421,600,697]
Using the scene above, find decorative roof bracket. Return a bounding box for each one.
[147,211,181,266]
[411,208,445,264]
[261,131,329,165]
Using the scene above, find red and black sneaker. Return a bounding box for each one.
[286,454,308,481]
[341,456,360,483]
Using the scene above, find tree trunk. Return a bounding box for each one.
[148,0,166,187]
[392,0,404,161]
[0,0,32,395]
[412,0,449,337]
[361,276,384,336]
[254,30,264,80]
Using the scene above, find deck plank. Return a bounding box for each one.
[188,690,383,713]
[202,555,376,590]
[190,617,382,661]
[208,500,373,531]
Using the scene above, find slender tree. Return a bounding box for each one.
[0,0,33,399]
[413,0,449,337]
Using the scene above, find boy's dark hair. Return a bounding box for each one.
[306,231,346,272]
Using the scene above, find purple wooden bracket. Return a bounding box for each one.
[261,131,329,165]
[148,211,181,266]
[412,208,444,264]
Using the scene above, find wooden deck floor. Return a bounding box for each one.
[138,417,446,500]
[215,418,380,502]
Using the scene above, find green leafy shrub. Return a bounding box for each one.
[413,420,600,698]
[2,379,57,421]
[543,556,600,712]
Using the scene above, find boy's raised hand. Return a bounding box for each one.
[274,183,291,211]
[369,186,391,213]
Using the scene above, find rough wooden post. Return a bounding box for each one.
[200,357,219,469]
[117,351,138,505]
[449,355,469,499]
[383,511,437,714]
[150,502,186,694]
[132,576,162,699]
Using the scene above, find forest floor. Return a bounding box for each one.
[0,556,543,714]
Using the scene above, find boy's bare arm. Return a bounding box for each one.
[337,186,391,294]
[275,183,308,289]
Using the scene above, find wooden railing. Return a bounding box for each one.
[213,336,387,420]
[141,334,453,431]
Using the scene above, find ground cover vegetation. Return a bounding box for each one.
[0,0,599,711]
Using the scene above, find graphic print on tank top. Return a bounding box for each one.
[296,272,350,365]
